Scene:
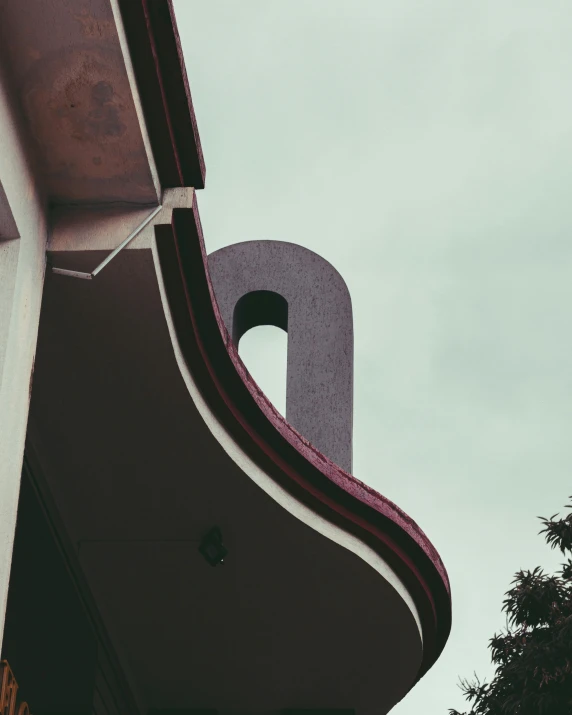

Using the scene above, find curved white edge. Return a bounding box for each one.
[109,0,162,204]
[151,239,423,641]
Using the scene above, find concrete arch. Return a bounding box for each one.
[208,240,354,473]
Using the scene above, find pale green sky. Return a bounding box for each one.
[174,2,572,712]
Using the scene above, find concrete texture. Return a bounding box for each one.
[49,188,193,256]
[0,0,198,669]
[28,244,422,715]
[0,0,159,205]
[116,0,206,190]
[0,0,165,654]
[208,241,354,473]
[0,51,48,653]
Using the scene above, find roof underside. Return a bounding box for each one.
[0,0,204,206]
[28,245,422,715]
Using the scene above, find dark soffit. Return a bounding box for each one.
[155,201,452,682]
[117,0,206,190]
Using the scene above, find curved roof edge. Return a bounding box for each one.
[117,0,206,190]
[154,196,452,681]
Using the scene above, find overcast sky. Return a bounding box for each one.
[174,2,572,712]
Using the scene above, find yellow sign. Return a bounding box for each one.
[0,661,31,715]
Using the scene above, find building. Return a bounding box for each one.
[0,2,451,715]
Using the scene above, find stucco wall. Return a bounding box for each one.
[0,56,48,650]
[208,241,354,472]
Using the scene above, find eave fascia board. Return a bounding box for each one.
[154,199,452,681]
[117,0,206,190]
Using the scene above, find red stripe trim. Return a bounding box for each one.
[154,202,452,681]
[118,0,206,189]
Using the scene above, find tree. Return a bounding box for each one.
[449,498,572,715]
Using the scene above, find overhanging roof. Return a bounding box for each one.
[117,0,206,190]
[0,0,205,206]
[157,201,452,679]
[6,0,452,709]
[27,194,451,714]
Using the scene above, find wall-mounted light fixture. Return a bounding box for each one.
[199,527,227,567]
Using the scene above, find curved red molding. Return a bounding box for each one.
[118,0,206,189]
[155,196,451,681]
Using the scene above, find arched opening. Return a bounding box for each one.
[232,290,288,345]
[239,326,288,416]
[234,291,288,416]
[208,239,353,471]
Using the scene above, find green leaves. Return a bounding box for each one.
[450,498,572,715]
[503,568,564,628]
[539,499,572,554]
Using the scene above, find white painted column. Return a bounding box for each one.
[0,60,48,650]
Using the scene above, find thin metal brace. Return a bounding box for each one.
[51,204,163,280]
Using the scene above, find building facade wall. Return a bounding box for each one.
[0,56,48,651]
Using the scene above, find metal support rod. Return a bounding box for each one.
[51,204,163,280]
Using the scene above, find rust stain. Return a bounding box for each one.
[2,0,156,202]
[46,55,127,147]
[51,72,127,146]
